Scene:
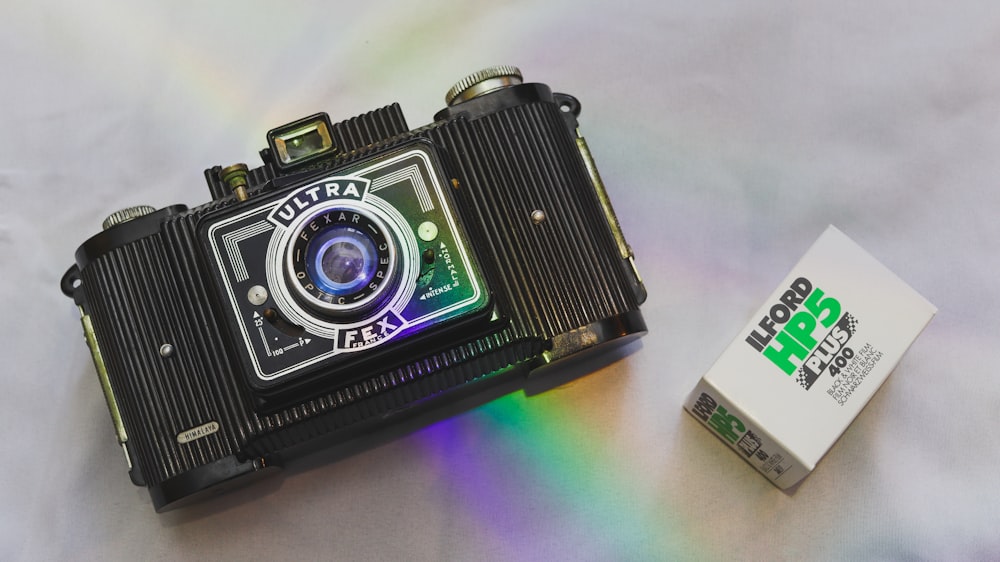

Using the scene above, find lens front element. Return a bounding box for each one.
[307,226,378,296]
[289,208,395,315]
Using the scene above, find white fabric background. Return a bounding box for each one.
[3,1,998,559]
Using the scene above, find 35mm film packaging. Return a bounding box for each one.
[684,226,936,489]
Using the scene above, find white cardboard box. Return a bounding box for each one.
[684,226,936,489]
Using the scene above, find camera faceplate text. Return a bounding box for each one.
[206,144,488,383]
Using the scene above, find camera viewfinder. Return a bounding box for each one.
[268,113,336,168]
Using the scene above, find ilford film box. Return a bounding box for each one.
[684,226,936,489]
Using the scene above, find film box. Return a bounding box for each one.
[684,226,936,489]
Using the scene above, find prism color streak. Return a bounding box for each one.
[411,380,700,558]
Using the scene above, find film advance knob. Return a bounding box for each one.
[444,65,523,106]
[102,205,157,230]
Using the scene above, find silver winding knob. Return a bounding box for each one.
[445,65,523,106]
[102,205,157,230]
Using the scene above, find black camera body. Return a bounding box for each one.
[61,66,647,511]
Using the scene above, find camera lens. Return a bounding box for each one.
[306,226,378,296]
[287,207,397,315]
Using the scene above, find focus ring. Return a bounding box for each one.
[287,207,397,316]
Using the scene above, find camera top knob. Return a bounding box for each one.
[445,65,523,106]
[102,205,157,230]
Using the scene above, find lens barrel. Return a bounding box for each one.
[287,207,396,316]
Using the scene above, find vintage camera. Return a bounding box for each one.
[60,66,647,511]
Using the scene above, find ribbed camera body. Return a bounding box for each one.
[61,67,647,511]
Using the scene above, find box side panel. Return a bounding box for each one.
[684,379,811,489]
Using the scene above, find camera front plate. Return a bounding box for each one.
[205,142,489,389]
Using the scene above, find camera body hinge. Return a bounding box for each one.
[79,307,132,472]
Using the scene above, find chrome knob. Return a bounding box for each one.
[102,205,157,230]
[445,65,523,106]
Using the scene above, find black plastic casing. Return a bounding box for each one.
[62,80,647,511]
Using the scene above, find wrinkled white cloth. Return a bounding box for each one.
[3,1,998,559]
